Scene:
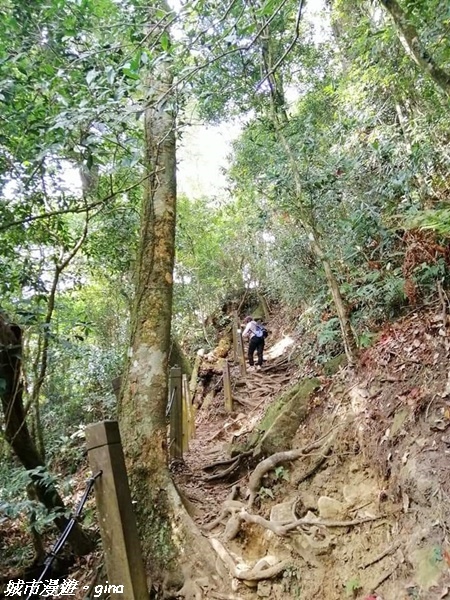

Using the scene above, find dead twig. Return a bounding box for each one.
[368,561,400,592]
[360,540,401,569]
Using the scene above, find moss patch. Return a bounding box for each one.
[245,381,306,450]
[243,378,321,456]
[323,354,347,376]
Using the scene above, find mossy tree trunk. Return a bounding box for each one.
[118,4,217,590]
[379,0,450,97]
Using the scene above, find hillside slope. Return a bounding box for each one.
[175,305,450,600]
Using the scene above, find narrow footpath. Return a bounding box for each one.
[173,336,296,526]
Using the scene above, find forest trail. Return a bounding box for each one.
[173,336,297,525]
[174,309,450,600]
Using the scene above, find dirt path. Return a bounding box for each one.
[173,309,450,600]
[173,342,296,526]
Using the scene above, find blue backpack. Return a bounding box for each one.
[255,324,268,338]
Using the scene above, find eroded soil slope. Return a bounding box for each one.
[175,306,450,600]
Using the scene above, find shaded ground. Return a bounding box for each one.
[175,343,298,524]
[3,306,450,599]
[173,306,450,600]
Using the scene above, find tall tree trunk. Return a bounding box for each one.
[379,0,450,96]
[118,5,217,591]
[259,26,357,363]
[257,290,271,321]
[29,219,89,459]
[0,316,93,556]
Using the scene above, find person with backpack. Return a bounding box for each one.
[242,316,267,371]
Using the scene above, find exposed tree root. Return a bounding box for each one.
[263,356,291,371]
[238,512,288,536]
[247,435,334,507]
[202,500,245,532]
[204,456,241,471]
[237,510,382,536]
[291,441,334,486]
[203,451,252,481]
[210,593,245,600]
[210,538,290,581]
[204,458,241,481]
[202,485,244,532]
[217,506,383,543]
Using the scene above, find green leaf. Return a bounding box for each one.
[160,31,170,52]
[86,69,98,85]
[105,65,115,85]
[258,0,277,16]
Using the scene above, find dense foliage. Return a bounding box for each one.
[0,0,449,568]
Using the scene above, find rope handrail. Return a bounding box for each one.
[25,470,103,600]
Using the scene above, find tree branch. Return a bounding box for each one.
[0,175,150,232]
[379,0,450,96]
[256,0,305,91]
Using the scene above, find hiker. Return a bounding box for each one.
[242,316,265,371]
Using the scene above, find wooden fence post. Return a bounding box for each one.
[189,349,203,400]
[232,313,239,362]
[181,374,190,452]
[85,421,149,600]
[169,366,183,460]
[222,359,233,412]
[237,328,247,377]
[183,374,195,441]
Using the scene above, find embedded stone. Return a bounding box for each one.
[317,496,346,519]
[270,501,294,523]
